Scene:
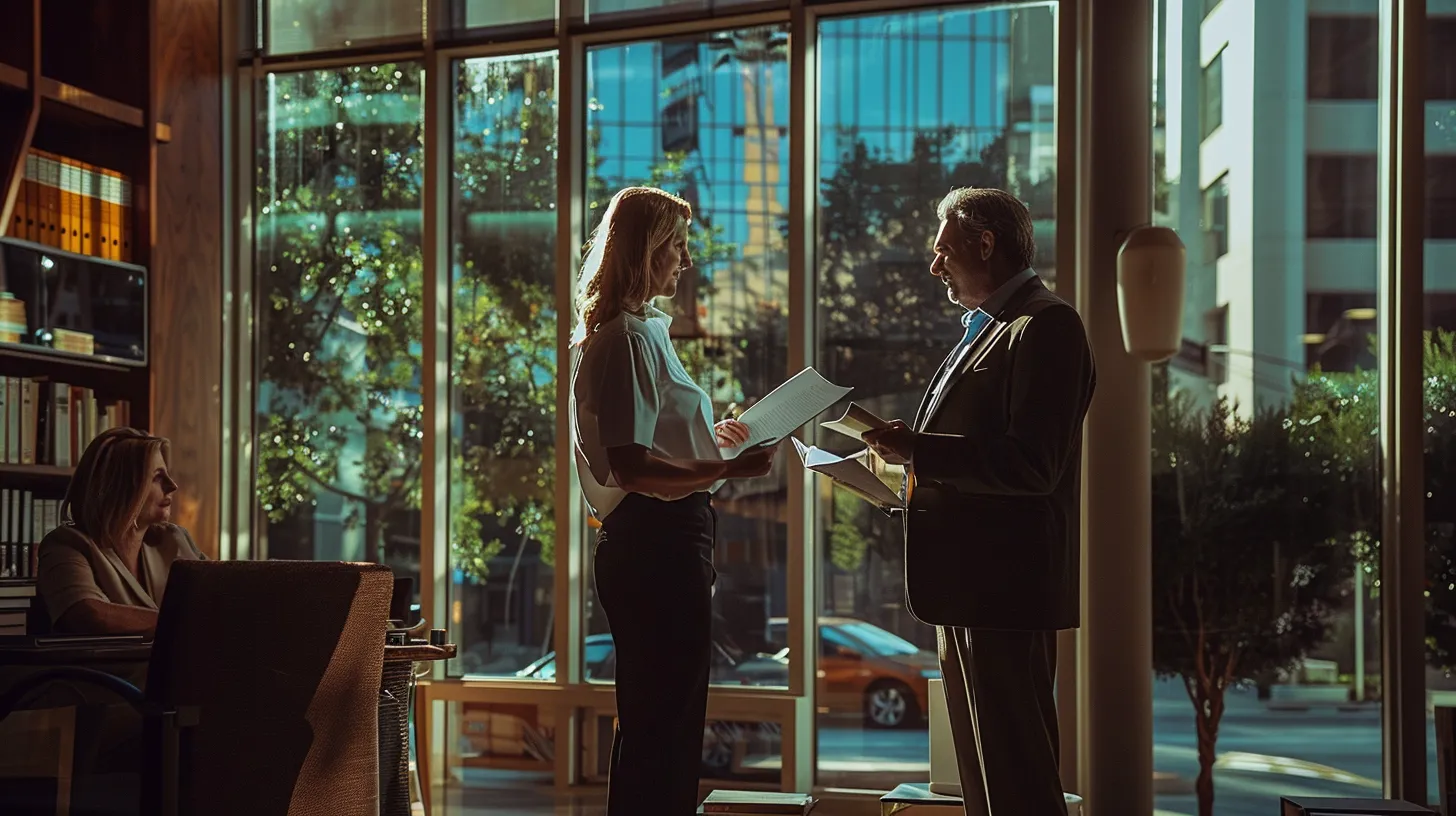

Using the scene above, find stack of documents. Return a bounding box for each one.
[795,401,904,511]
[720,368,904,511]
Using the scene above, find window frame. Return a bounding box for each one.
[222,0,1439,805]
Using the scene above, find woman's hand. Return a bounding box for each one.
[724,443,777,479]
[714,418,752,448]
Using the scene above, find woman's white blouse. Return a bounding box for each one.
[571,305,723,519]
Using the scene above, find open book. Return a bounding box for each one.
[792,438,904,511]
[722,367,851,459]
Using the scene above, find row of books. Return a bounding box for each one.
[0,490,57,580]
[11,148,135,263]
[0,376,133,468]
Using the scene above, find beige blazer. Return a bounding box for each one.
[37,522,206,625]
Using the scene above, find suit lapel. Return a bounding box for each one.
[912,346,960,431]
[923,318,1006,427]
[920,279,1045,429]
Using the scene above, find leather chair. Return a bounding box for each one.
[0,560,393,816]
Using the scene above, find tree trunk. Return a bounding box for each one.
[1191,681,1228,816]
[365,501,382,565]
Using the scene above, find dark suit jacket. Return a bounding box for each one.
[903,277,1095,631]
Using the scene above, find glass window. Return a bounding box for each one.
[1428,156,1456,240]
[1427,17,1456,101]
[1155,10,1384,816]
[813,2,1054,789]
[581,26,791,689]
[253,64,425,594]
[463,0,556,30]
[264,0,423,55]
[1201,49,1223,140]
[1202,174,1229,262]
[1307,155,1378,239]
[448,52,559,678]
[1427,12,1456,809]
[1307,16,1378,101]
[581,0,782,26]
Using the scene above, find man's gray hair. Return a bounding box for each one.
[935,187,1037,270]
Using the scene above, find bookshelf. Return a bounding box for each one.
[0,0,167,590]
[0,0,162,428]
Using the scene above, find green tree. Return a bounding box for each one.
[1151,364,1351,816]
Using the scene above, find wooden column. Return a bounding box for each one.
[1075,0,1154,812]
[152,0,223,557]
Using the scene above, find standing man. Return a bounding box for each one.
[863,187,1095,816]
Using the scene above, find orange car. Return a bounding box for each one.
[760,617,939,729]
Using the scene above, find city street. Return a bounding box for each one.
[812,678,1438,815]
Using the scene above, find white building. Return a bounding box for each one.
[1159,0,1456,411]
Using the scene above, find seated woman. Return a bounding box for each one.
[37,427,205,636]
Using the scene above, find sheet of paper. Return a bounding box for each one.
[820,402,890,440]
[791,439,904,509]
[724,367,851,458]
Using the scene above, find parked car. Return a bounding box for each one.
[758,617,939,729]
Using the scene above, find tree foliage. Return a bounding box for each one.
[256,55,747,587]
[1289,330,1456,671]
[255,62,426,568]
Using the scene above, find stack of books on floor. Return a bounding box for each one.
[0,581,35,637]
[699,790,817,815]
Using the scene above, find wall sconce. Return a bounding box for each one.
[1116,225,1186,362]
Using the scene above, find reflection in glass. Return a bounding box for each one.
[812,2,1054,788]
[464,0,556,30]
[583,0,780,25]
[582,27,791,688]
[448,53,559,677]
[1153,4,1384,814]
[253,65,425,592]
[265,0,423,55]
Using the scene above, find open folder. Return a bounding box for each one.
[819,401,890,440]
[792,438,904,512]
[721,367,851,458]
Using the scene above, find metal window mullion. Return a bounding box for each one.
[420,0,452,705]
[417,0,456,792]
[228,56,259,564]
[1052,0,1079,795]
[785,0,817,795]
[1377,0,1426,803]
[555,0,590,787]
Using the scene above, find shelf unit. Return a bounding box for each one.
[0,0,163,494]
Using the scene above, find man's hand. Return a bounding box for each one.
[714,418,751,448]
[724,443,777,478]
[862,420,915,466]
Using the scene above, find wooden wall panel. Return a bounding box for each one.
[152,0,222,558]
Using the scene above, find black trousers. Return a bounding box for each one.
[594,492,717,816]
[937,627,1065,816]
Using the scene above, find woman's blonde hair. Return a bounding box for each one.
[574,186,692,339]
[62,426,171,547]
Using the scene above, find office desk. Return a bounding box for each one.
[0,638,456,816]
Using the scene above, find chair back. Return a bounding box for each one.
[146,560,392,816]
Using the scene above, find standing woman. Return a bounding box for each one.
[571,186,775,813]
